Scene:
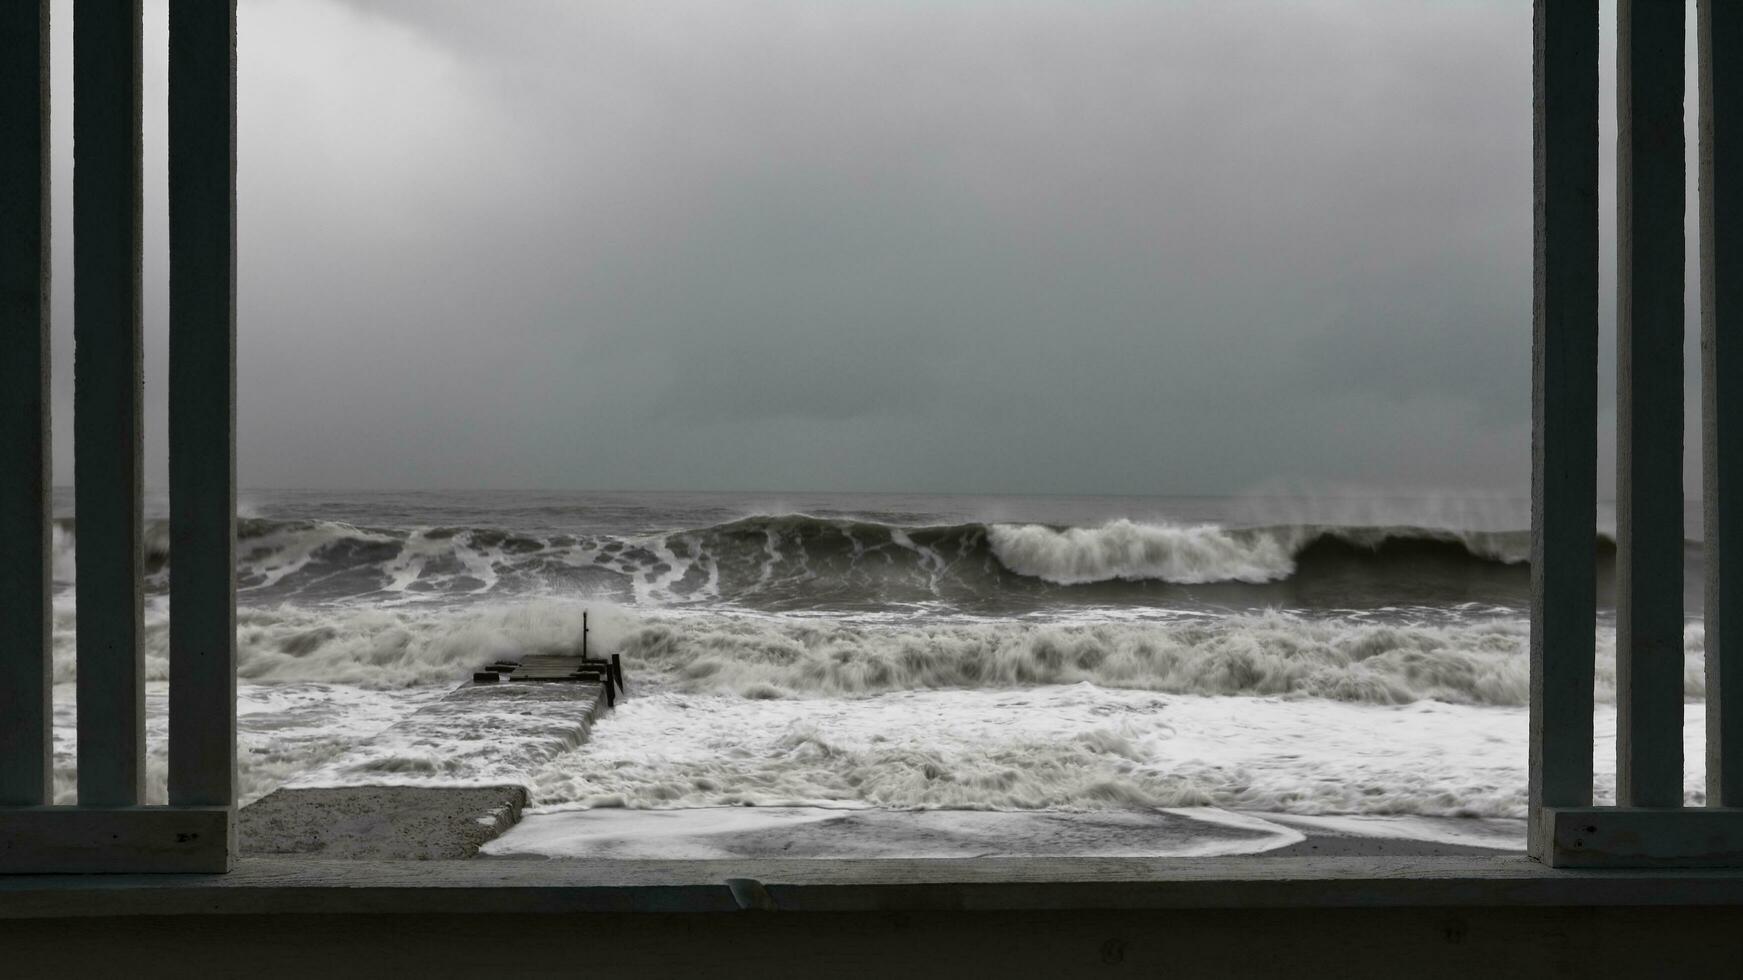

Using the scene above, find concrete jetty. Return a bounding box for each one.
[241,664,613,859]
[240,785,534,860]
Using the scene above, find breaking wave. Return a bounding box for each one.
[50,514,1626,611]
[53,599,1702,707]
[983,519,1537,585]
[609,608,1698,707]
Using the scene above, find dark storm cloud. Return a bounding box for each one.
[44,0,1690,493]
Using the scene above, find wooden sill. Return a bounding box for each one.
[6,855,1743,918]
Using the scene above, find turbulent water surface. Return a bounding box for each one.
[46,490,1708,855]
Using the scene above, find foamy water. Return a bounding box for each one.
[42,490,1708,854]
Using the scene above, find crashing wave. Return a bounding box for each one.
[982,520,1540,585]
[49,598,1701,707]
[49,514,1621,610]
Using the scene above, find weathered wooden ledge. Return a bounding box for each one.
[5,855,1743,917]
[7,857,1743,977]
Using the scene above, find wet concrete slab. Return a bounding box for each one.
[241,680,609,859]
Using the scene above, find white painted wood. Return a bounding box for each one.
[72,0,146,808]
[0,807,233,874]
[1530,0,1601,859]
[1541,806,1743,867]
[167,0,237,811]
[1616,0,1688,811]
[0,0,52,808]
[1701,0,1743,807]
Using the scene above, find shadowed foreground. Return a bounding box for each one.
[5,857,1743,977]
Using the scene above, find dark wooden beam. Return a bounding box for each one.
[1530,0,1601,857]
[0,0,52,808]
[1701,0,1743,806]
[168,0,239,811]
[1615,0,1686,810]
[73,0,146,808]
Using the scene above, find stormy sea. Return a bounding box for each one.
[47,490,1705,857]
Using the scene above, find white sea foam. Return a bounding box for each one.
[50,599,632,688]
[985,519,1536,586]
[484,806,1527,860]
[36,594,1708,830]
[988,520,1299,584]
[283,683,605,792]
[34,599,1713,845]
[1254,812,1524,851]
[37,490,1674,857]
[621,610,1539,704]
[48,599,1703,705]
[53,511,1559,612]
[48,682,441,806]
[484,806,1308,859]
[615,608,1705,707]
[518,685,1707,817]
[522,686,1531,813]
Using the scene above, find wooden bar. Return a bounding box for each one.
[15,855,1743,916]
[0,807,233,874]
[167,0,238,810]
[1615,0,1686,809]
[1529,0,1600,859]
[1541,806,1743,867]
[73,0,145,808]
[0,0,53,807]
[1702,0,1743,806]
[11,873,1743,976]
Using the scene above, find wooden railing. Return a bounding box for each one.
[0,0,235,873]
[1531,0,1743,868]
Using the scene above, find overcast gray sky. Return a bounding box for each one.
[44,0,1697,495]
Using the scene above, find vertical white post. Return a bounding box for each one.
[1531,0,1600,860]
[0,0,237,874]
[73,0,145,808]
[1702,0,1743,806]
[1616,0,1686,809]
[0,0,52,808]
[167,0,238,813]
